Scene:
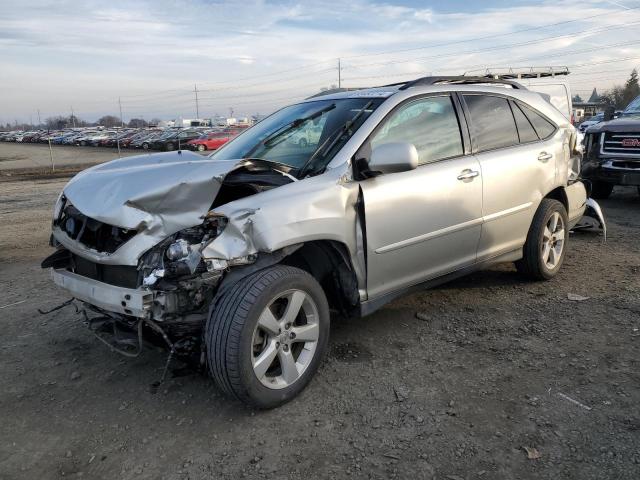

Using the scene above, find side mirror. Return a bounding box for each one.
[603,106,615,122]
[368,142,419,175]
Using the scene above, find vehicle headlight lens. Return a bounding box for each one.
[165,238,190,261]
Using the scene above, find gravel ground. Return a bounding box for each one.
[0,145,638,480]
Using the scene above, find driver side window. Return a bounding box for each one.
[370,95,464,164]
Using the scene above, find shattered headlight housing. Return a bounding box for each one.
[141,213,229,286]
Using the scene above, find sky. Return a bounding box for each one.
[1,0,639,124]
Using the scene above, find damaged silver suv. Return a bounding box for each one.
[43,76,591,408]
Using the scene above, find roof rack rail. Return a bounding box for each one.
[396,76,525,91]
[464,66,570,80]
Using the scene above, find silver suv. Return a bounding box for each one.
[43,76,589,408]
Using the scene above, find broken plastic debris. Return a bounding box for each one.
[142,269,165,286]
[522,446,542,459]
[567,293,590,301]
[557,392,592,411]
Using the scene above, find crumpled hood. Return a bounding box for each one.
[63,151,240,234]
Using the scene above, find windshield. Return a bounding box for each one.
[624,95,640,115]
[210,98,384,175]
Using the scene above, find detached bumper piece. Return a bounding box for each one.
[572,198,607,240]
[51,268,153,318]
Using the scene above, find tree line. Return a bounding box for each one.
[4,115,163,131]
[573,69,639,109]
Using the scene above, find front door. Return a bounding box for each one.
[359,94,483,299]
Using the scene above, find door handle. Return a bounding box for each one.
[457,169,479,181]
[538,152,553,162]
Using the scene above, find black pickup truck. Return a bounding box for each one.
[582,95,640,198]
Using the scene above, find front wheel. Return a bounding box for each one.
[205,266,330,408]
[197,144,206,152]
[516,199,568,280]
[165,142,175,151]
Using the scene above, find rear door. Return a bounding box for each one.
[460,94,559,260]
[359,94,483,298]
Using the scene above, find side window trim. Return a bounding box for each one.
[354,93,468,172]
[508,100,540,144]
[515,100,558,140]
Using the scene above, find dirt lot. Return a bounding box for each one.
[0,144,638,480]
[0,143,140,174]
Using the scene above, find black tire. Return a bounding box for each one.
[516,198,568,281]
[590,181,613,199]
[197,144,206,152]
[166,142,175,151]
[142,142,149,150]
[205,265,330,408]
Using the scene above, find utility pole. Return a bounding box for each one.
[338,58,342,88]
[194,84,200,118]
[117,97,123,158]
[118,97,124,127]
[70,106,76,128]
[37,109,41,126]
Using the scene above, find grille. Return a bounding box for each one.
[56,204,137,254]
[601,132,640,156]
[73,254,139,288]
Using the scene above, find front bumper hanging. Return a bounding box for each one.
[51,269,153,318]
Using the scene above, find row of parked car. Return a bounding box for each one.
[0,126,247,152]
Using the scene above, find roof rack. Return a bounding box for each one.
[396,76,525,91]
[464,66,570,80]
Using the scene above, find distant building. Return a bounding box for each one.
[573,88,607,121]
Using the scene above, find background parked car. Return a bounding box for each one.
[186,131,238,151]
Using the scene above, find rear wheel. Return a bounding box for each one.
[205,266,329,408]
[591,181,613,199]
[197,144,206,152]
[166,142,175,151]
[516,199,568,280]
[142,142,150,150]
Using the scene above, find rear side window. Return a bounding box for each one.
[370,95,463,164]
[511,102,539,143]
[518,102,557,139]
[463,95,519,152]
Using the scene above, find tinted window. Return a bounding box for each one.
[519,103,556,139]
[370,96,463,164]
[511,102,539,143]
[463,95,519,151]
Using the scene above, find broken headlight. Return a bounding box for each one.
[141,214,229,286]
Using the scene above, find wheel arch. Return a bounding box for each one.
[543,186,569,212]
[281,240,360,316]
[213,241,360,318]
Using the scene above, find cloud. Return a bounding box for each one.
[0,0,638,123]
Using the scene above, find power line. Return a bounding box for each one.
[341,4,640,60]
[345,20,640,70]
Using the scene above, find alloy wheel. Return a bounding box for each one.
[251,289,320,389]
[541,211,565,269]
